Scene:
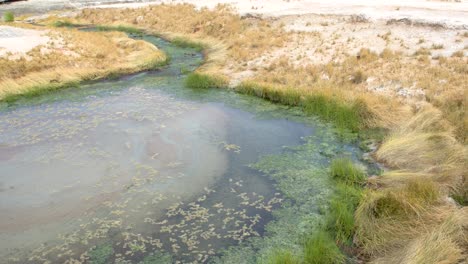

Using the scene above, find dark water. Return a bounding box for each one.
[0,35,361,264]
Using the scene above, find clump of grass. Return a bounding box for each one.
[267,250,300,264]
[172,37,204,51]
[371,180,439,219]
[327,159,365,243]
[327,196,356,243]
[88,243,114,264]
[96,25,144,35]
[303,231,345,264]
[303,95,364,132]
[51,20,75,28]
[357,48,378,62]
[414,47,431,56]
[185,72,227,89]
[330,158,366,185]
[431,43,444,50]
[351,70,366,84]
[3,11,14,22]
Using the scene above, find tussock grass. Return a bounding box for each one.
[266,250,300,264]
[330,158,366,185]
[303,231,345,264]
[185,73,227,89]
[376,107,466,176]
[96,25,144,35]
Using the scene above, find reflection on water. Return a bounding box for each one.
[0,36,361,263]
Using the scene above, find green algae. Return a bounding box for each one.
[139,252,173,264]
[88,243,114,264]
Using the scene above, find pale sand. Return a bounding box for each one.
[0,26,50,57]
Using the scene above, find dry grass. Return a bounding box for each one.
[0,25,166,101]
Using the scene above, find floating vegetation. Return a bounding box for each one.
[219,142,241,153]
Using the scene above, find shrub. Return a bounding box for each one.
[185,73,226,89]
[330,158,366,185]
[3,11,14,22]
[303,231,345,264]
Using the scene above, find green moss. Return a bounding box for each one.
[330,158,365,186]
[185,73,227,89]
[3,11,14,22]
[303,231,345,264]
[88,243,114,264]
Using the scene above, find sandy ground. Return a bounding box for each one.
[0,26,50,57]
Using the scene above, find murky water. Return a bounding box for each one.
[0,36,362,263]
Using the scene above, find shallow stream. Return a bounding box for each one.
[0,35,364,263]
